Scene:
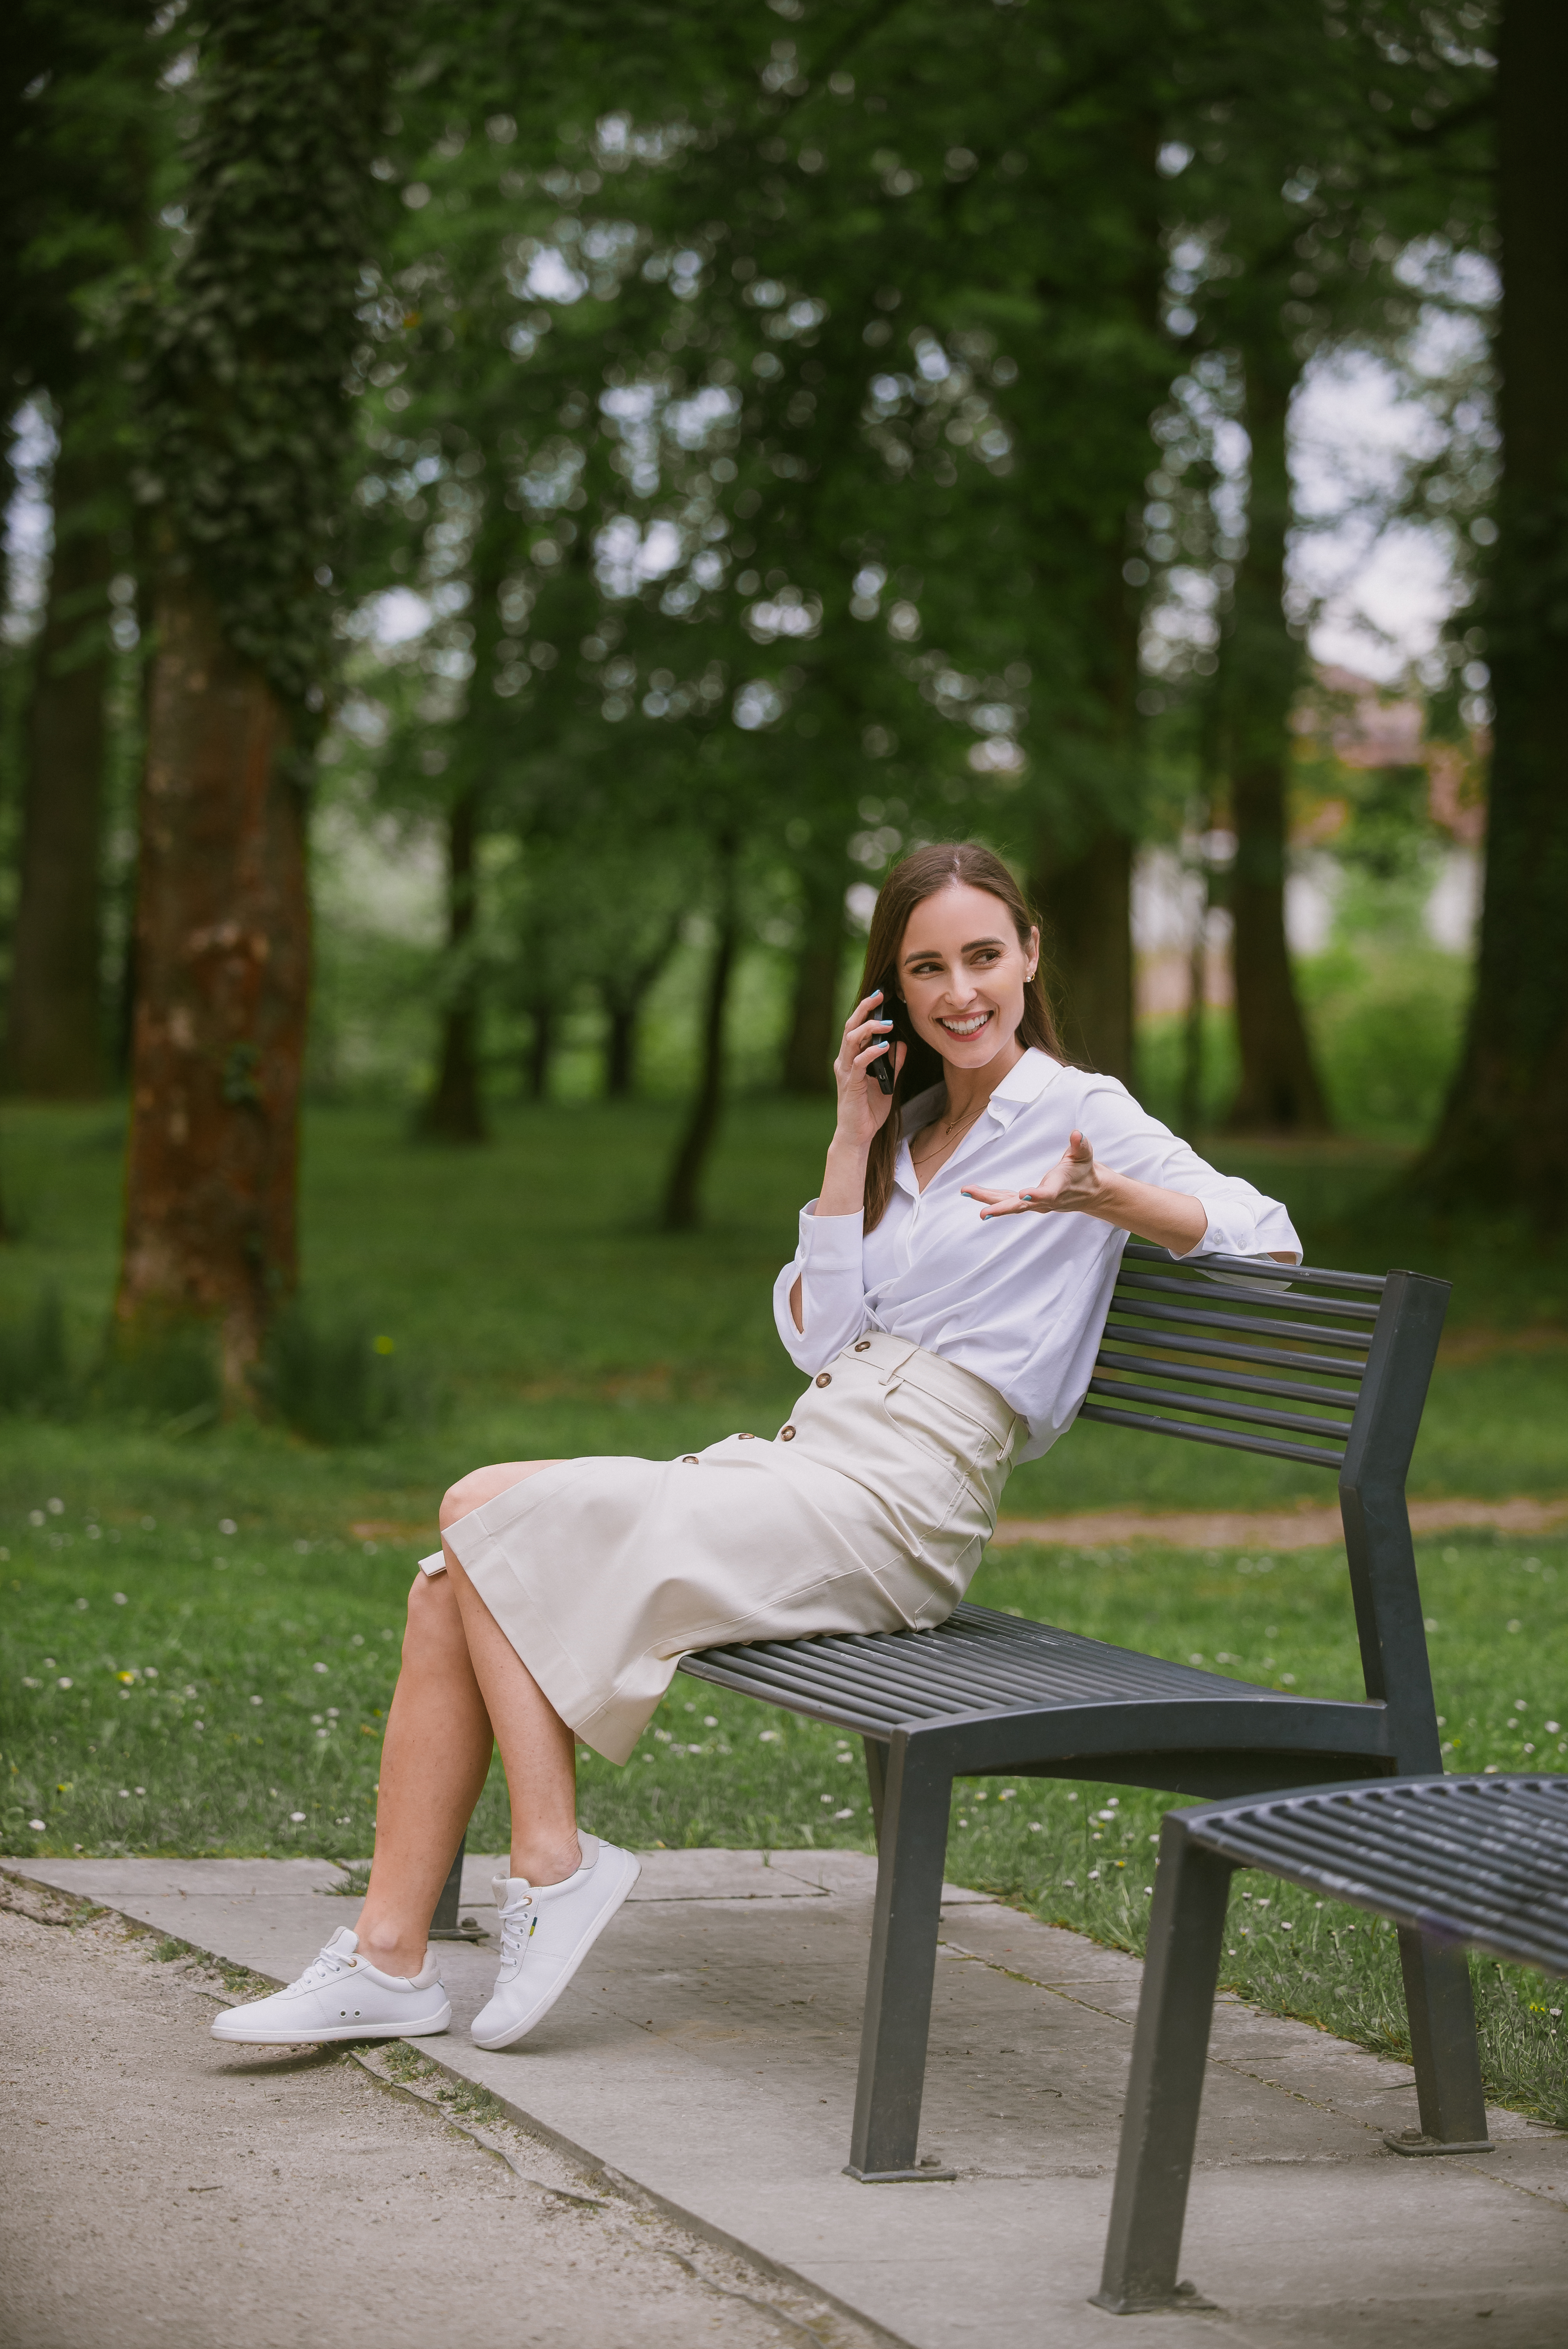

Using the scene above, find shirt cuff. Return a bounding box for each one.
[798,1203,865,1269]
[1175,1196,1297,1263]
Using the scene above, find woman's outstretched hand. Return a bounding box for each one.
[832,989,906,1151]
[963,1129,1103,1220]
[963,1132,1212,1255]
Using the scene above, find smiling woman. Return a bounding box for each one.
[214,841,1298,2071]
[781,842,1297,1461]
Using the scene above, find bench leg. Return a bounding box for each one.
[862,1736,887,1843]
[1092,1827,1233,2314]
[846,1732,953,2181]
[428,1830,467,1939]
[1392,1928,1491,2152]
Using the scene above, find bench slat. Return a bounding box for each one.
[1076,1402,1346,1468]
[1105,1294,1375,1352]
[1087,1374,1356,1443]
[684,1602,1328,1734]
[1183,1776,1568,1977]
[1096,1346,1362,1410]
[1101,1318,1370,1381]
[1123,1243,1389,1294]
[1117,1269,1384,1324]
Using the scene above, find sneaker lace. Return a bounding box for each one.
[498,1893,536,1975]
[290,1942,356,1993]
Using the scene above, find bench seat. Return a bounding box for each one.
[1096,1773,1568,2312]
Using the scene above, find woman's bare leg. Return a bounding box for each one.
[353,1568,493,1977]
[354,1460,568,1977]
[438,1465,582,1890]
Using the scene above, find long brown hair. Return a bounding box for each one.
[859,842,1065,1232]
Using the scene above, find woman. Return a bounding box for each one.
[214,842,1299,2053]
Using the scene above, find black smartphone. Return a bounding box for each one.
[870,974,911,1094]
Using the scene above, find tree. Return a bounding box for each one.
[1,2,166,1095]
[659,831,740,1232]
[1214,302,1333,1132]
[5,408,121,1096]
[115,0,387,1397]
[418,783,487,1141]
[781,854,850,1096]
[1410,0,1568,1225]
[1157,0,1491,1133]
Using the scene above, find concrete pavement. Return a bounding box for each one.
[7,1849,1566,2347]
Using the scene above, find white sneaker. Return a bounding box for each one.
[470,1834,640,2050]
[210,1926,451,2044]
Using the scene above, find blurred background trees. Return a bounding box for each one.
[4,0,1558,1386]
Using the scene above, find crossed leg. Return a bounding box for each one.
[354,1460,583,1978]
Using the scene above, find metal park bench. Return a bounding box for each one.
[672,1243,1487,2181]
[1094,1773,1568,2314]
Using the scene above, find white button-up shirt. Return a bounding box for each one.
[772,1048,1301,1464]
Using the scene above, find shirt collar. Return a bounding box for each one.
[983,1046,1064,1125]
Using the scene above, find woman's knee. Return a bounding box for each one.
[402,1565,463,1663]
[439,1459,556,1531]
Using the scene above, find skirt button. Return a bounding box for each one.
[738,1431,755,1440]
[814,1372,832,1388]
[853,1339,872,1352]
[780,1426,796,1441]
[682,1455,699,1465]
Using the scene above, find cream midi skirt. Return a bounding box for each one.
[442,1331,1021,1764]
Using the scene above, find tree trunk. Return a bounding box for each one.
[1221,333,1332,1134]
[1407,0,1568,1226]
[1032,826,1135,1079]
[1179,851,1209,1139]
[661,861,739,1233]
[3,411,116,1096]
[114,580,308,1402]
[781,860,846,1095]
[419,786,486,1142]
[599,912,680,1100]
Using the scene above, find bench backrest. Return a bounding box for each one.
[1082,1244,1450,1773]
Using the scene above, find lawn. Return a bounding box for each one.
[3,1096,1566,2121]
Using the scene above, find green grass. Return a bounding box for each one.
[2,1096,1566,2122]
[4,1514,1565,2122]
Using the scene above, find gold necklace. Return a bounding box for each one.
[910,1098,985,1167]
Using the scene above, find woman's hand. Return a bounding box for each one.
[964,1129,1104,1220]
[804,990,907,1234]
[832,989,906,1152]
[964,1131,1210,1255]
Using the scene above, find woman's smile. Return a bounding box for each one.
[935,1008,994,1040]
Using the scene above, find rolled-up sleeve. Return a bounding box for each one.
[772,1204,870,1373]
[1080,1078,1303,1265]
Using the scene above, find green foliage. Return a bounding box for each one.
[0,1287,69,1414]
[142,0,391,711]
[256,1307,432,1447]
[94,1325,222,1431]
[1301,939,1468,1140]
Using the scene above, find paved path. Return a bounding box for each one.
[0,1873,881,2349]
[990,1495,1568,1551]
[8,1850,1566,2347]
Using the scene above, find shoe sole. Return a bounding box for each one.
[471,1848,641,2049]
[211,2000,452,2046]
